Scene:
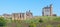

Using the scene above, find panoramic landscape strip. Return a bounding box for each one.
[0,4,60,27]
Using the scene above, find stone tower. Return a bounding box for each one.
[50,4,52,16]
[42,4,53,16]
[26,10,33,18]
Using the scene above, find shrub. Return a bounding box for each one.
[57,24,60,27]
[39,18,43,23]
[29,22,36,27]
[46,24,53,27]
[0,17,7,27]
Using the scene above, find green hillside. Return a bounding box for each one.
[0,16,60,27]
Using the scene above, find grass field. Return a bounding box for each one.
[3,16,60,27]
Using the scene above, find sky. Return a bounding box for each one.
[0,0,60,16]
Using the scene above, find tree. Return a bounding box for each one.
[0,17,7,27]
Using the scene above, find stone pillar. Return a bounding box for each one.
[50,4,52,16]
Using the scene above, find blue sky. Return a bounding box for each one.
[0,0,60,16]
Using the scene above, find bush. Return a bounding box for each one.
[39,18,43,23]
[0,17,7,27]
[29,22,36,27]
[54,17,60,21]
[46,24,53,27]
[57,24,60,27]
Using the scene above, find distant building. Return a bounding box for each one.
[12,13,26,20]
[3,10,33,20]
[52,14,57,16]
[12,10,33,20]
[42,4,53,16]
[0,15,4,17]
[3,14,11,19]
[26,10,33,18]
